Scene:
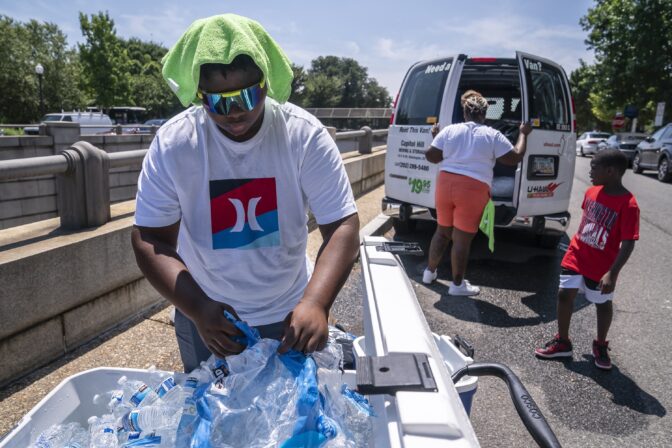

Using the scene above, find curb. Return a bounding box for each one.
[359,213,393,241]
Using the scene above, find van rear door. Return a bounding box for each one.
[515,51,575,216]
[385,56,465,209]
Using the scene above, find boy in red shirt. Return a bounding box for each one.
[535,149,639,370]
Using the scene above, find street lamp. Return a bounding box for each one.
[35,63,44,116]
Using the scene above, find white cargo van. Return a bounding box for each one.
[384,52,576,247]
[24,112,114,135]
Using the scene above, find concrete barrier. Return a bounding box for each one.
[0,147,386,386]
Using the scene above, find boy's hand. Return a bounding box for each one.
[278,301,329,354]
[191,299,245,358]
[598,271,617,294]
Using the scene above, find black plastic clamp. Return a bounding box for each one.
[356,353,437,395]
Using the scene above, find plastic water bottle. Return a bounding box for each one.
[155,376,185,406]
[88,415,118,448]
[117,375,159,408]
[32,422,88,448]
[119,406,180,433]
[174,375,201,448]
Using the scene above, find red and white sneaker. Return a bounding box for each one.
[535,334,573,359]
[592,340,612,370]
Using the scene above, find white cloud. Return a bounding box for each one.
[345,41,360,55]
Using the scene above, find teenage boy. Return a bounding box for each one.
[131,15,359,372]
[535,150,639,370]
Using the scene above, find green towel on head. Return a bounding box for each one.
[161,14,294,107]
[479,199,495,252]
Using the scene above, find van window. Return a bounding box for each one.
[522,58,570,131]
[395,59,452,125]
[42,115,68,122]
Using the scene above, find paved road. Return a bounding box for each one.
[331,156,671,447]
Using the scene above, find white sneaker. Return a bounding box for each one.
[448,279,480,296]
[422,268,438,284]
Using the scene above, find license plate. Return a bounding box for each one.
[532,157,555,176]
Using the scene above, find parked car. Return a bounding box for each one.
[576,131,610,156]
[597,132,647,165]
[24,112,114,135]
[129,118,169,134]
[632,123,672,182]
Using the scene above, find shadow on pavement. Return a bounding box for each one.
[564,355,667,417]
[394,220,591,328]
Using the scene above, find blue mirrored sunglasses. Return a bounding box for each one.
[197,78,265,116]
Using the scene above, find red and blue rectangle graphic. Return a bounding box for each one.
[209,178,280,249]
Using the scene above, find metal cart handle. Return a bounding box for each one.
[452,362,561,448]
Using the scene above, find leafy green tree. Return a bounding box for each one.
[570,61,607,132]
[119,38,183,118]
[306,56,390,108]
[78,11,132,108]
[289,63,308,106]
[0,16,85,123]
[305,73,343,107]
[580,0,672,129]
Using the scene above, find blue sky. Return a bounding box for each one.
[1,0,595,95]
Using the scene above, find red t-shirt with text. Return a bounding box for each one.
[561,186,639,282]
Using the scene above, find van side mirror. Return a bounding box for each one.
[645,136,655,143]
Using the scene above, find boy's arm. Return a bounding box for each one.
[598,240,636,293]
[131,223,245,358]
[278,213,360,354]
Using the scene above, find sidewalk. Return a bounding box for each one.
[0,185,387,436]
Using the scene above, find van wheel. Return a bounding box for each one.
[632,154,643,173]
[658,157,672,182]
[536,234,562,249]
[393,218,417,235]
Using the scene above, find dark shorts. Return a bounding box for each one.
[174,307,286,373]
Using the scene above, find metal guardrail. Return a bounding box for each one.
[304,108,393,119]
[0,128,388,229]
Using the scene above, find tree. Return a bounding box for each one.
[303,56,391,108]
[120,38,183,118]
[78,11,132,108]
[0,15,85,123]
[570,61,607,132]
[580,0,672,129]
[289,63,308,106]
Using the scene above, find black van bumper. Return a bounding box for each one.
[382,197,570,235]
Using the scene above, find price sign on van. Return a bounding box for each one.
[384,126,438,208]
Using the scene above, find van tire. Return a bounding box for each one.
[393,218,417,235]
[536,234,562,249]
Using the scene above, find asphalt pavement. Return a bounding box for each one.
[337,156,670,447]
[3,158,670,447]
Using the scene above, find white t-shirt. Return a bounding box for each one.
[134,99,357,326]
[431,122,514,187]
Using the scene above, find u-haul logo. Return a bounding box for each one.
[425,62,451,74]
[527,182,563,198]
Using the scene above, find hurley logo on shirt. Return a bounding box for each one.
[209,178,280,249]
[577,198,618,250]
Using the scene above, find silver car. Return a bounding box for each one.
[597,133,647,165]
[576,131,610,156]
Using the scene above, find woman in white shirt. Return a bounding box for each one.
[422,90,532,295]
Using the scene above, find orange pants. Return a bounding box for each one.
[435,171,490,233]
